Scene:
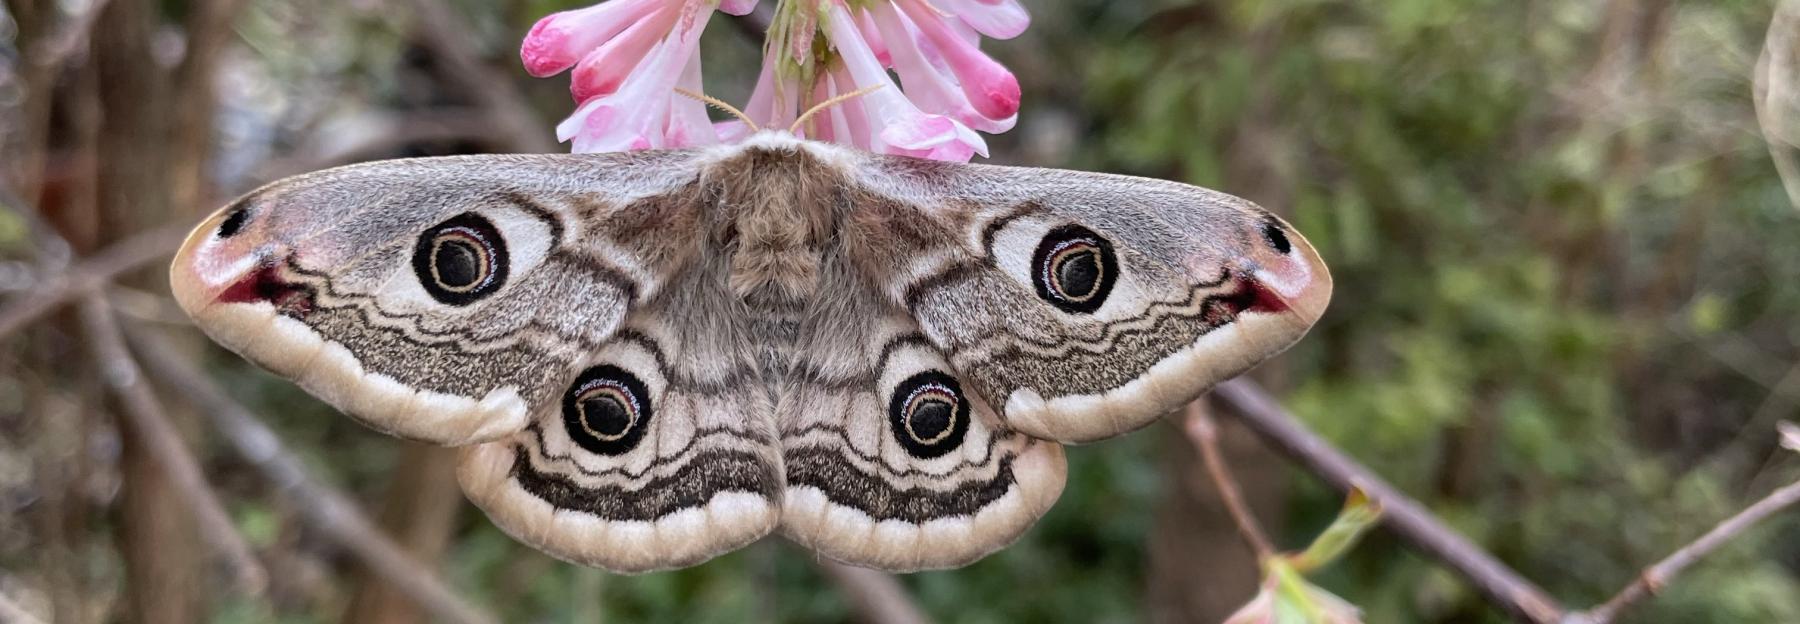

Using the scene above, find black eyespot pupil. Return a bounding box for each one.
[217,208,248,238]
[580,395,631,437]
[909,399,953,441]
[1262,221,1292,255]
[433,239,481,288]
[1055,249,1101,298]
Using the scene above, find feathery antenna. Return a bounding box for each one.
[674,87,758,132]
[790,85,884,134]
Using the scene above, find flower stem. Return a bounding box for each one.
[1184,401,1277,561]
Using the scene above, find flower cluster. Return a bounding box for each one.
[520,0,1028,161]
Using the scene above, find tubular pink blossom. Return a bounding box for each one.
[521,0,663,77]
[558,3,713,153]
[868,2,1014,133]
[804,75,835,142]
[717,52,792,142]
[569,5,681,101]
[894,0,1020,121]
[665,52,719,148]
[856,10,892,68]
[935,0,1028,39]
[525,0,1027,161]
[829,65,874,147]
[826,2,986,160]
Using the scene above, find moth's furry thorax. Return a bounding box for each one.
[703,141,848,302]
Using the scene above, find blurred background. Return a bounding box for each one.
[3,0,1800,622]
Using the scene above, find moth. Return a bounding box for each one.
[170,131,1332,573]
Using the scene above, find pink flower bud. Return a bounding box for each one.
[569,6,680,101]
[868,2,1013,133]
[520,0,662,77]
[557,4,714,154]
[896,0,1020,121]
[824,2,987,161]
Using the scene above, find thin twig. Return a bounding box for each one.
[814,560,934,624]
[0,224,188,340]
[1181,402,1276,561]
[122,324,499,624]
[1211,379,1567,624]
[1569,477,1800,624]
[75,296,268,595]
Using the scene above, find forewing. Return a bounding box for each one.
[170,152,705,445]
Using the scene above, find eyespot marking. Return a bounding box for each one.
[412,213,508,306]
[562,365,652,456]
[1032,225,1117,314]
[888,371,971,459]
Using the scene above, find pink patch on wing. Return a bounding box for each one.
[217,262,316,317]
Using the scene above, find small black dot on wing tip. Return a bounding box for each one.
[216,207,249,238]
[1260,220,1292,255]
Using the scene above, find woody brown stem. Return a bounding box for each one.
[1182,402,1276,561]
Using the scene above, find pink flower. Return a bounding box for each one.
[812,1,987,160]
[543,1,720,152]
[522,0,1028,162]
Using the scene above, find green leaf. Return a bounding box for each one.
[1290,487,1385,573]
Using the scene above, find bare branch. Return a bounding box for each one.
[122,324,499,624]
[814,560,934,624]
[1570,477,1800,624]
[1211,379,1567,624]
[0,224,187,340]
[1182,402,1276,561]
[75,296,268,595]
